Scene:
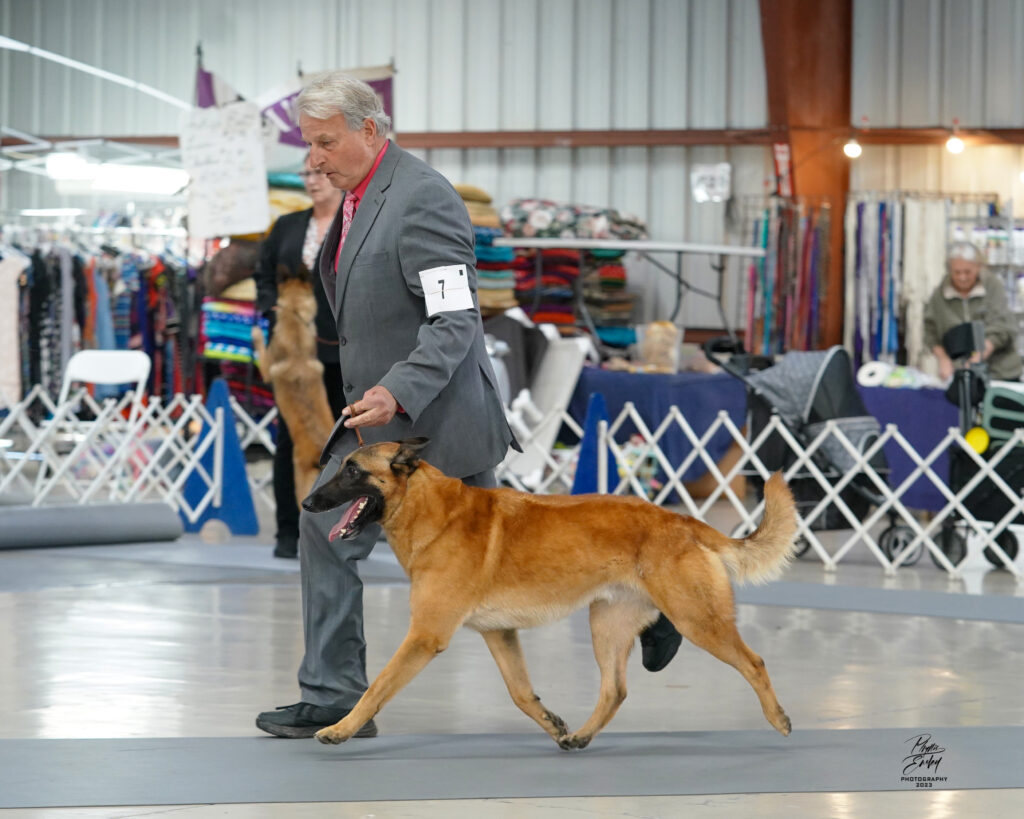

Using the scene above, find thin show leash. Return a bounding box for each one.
[347,404,366,447]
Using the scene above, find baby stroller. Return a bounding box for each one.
[938,321,1024,568]
[704,339,916,561]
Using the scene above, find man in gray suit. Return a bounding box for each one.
[256,71,517,738]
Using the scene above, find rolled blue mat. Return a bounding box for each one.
[0,502,183,549]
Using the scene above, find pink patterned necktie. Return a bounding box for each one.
[339,193,356,246]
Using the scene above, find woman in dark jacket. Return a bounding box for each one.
[254,155,343,557]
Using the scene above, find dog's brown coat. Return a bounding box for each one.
[252,268,335,504]
[307,441,798,750]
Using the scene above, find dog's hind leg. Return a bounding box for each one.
[646,561,791,736]
[481,629,570,742]
[557,599,652,751]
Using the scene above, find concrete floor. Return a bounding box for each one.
[1,516,1023,817]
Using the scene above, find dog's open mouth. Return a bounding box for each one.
[328,495,373,541]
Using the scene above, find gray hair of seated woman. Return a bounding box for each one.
[947,240,986,267]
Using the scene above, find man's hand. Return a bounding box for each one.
[343,386,399,428]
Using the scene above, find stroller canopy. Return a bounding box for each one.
[746,346,872,428]
[746,346,884,476]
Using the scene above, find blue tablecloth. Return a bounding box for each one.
[567,368,747,482]
[858,385,958,511]
[568,367,958,510]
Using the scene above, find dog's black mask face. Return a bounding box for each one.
[301,438,429,541]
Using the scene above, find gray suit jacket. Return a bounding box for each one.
[316,141,516,478]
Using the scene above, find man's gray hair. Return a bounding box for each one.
[297,71,391,136]
[947,240,986,266]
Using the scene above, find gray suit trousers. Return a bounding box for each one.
[297,454,496,708]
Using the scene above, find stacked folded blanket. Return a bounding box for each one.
[513,248,581,334]
[456,185,518,316]
[581,249,637,346]
[500,197,648,240]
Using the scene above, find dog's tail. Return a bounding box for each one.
[713,472,798,585]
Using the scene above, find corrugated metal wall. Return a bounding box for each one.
[850,0,1024,214]
[5,0,1024,325]
[0,0,771,328]
[852,0,1024,128]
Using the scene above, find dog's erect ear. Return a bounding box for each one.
[295,262,313,283]
[390,437,429,476]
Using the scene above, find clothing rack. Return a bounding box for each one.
[1,225,199,405]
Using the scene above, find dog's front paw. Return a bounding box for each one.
[542,710,569,738]
[556,732,591,751]
[315,727,348,745]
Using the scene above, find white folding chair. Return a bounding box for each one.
[57,349,152,429]
[35,350,152,499]
[500,333,591,491]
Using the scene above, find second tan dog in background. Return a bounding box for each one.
[252,264,335,504]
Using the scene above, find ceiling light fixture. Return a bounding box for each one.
[19,207,86,217]
[45,151,188,196]
[45,151,98,180]
[946,118,965,155]
[91,164,189,196]
[844,115,868,160]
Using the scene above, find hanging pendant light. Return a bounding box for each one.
[946,118,965,154]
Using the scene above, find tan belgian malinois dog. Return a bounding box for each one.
[302,438,798,750]
[252,264,335,504]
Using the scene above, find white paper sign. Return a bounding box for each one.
[418,264,474,315]
[690,162,732,204]
[180,101,270,239]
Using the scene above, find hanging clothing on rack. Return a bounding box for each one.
[0,246,32,405]
[845,192,993,372]
[0,227,194,404]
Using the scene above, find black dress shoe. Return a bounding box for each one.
[255,702,378,739]
[273,535,298,559]
[640,613,683,672]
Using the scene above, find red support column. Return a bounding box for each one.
[759,0,853,347]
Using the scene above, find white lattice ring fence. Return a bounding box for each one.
[585,403,1024,582]
[1,387,232,525]
[4,389,1022,582]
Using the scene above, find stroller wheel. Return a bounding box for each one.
[931,525,967,569]
[794,536,811,558]
[984,530,1019,569]
[879,525,923,566]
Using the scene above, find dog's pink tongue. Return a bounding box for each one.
[328,497,368,542]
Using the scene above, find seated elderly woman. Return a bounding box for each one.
[924,241,1023,382]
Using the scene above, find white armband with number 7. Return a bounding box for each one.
[418,264,474,316]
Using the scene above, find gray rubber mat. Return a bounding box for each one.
[736,581,1024,623]
[1,727,1018,807]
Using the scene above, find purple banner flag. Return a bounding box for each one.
[257,64,395,148]
[194,66,243,109]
